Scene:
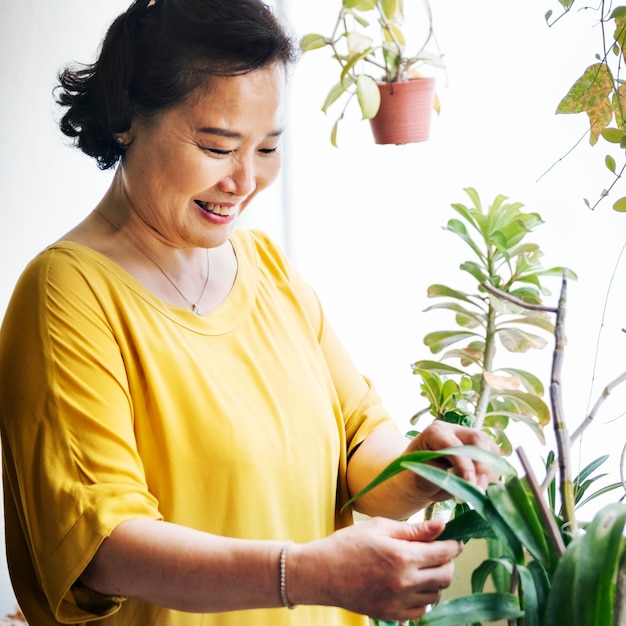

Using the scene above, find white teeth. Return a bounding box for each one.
[197,201,236,216]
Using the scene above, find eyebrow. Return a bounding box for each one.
[198,127,284,139]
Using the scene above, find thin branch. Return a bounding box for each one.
[479,282,558,313]
[517,447,566,557]
[570,370,626,443]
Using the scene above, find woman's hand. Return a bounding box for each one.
[347,421,501,519]
[289,516,462,622]
[403,420,501,502]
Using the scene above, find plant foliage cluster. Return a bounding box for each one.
[548,1,626,211]
[299,0,444,145]
[357,191,626,625]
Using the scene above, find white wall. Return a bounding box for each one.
[1,0,625,617]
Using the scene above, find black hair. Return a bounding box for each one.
[56,0,298,170]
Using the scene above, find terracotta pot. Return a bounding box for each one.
[369,77,436,145]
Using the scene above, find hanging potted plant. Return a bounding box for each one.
[299,0,445,146]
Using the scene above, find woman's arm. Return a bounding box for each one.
[80,515,463,623]
[80,519,285,612]
[346,421,499,519]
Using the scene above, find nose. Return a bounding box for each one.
[219,155,256,197]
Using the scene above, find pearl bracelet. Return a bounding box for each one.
[280,541,295,609]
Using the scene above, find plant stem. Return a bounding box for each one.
[474,300,496,429]
[550,275,577,532]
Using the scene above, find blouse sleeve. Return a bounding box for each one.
[0,248,162,622]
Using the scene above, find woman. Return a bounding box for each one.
[0,1,496,625]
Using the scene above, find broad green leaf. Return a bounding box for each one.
[419,593,524,626]
[345,447,516,509]
[411,360,466,376]
[556,62,615,145]
[499,314,555,335]
[395,463,524,561]
[497,327,548,352]
[471,557,512,593]
[346,31,373,57]
[446,218,487,263]
[322,80,352,113]
[426,284,475,303]
[438,509,497,542]
[614,196,626,211]
[381,0,401,21]
[424,330,479,354]
[299,33,328,52]
[423,302,485,327]
[516,563,543,626]
[600,127,626,143]
[343,0,376,10]
[459,260,489,283]
[355,74,381,119]
[339,47,373,85]
[488,478,551,565]
[497,368,545,395]
[545,503,626,626]
[494,390,551,425]
[440,346,484,367]
[606,154,617,172]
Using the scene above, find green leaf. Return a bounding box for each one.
[355,74,381,119]
[412,360,466,376]
[544,503,626,625]
[576,481,624,510]
[299,33,329,53]
[497,327,548,352]
[330,119,340,147]
[419,593,524,626]
[556,63,615,145]
[445,218,487,263]
[343,0,377,10]
[424,330,479,354]
[438,510,497,542]
[606,154,617,172]
[601,127,626,143]
[426,284,476,304]
[614,196,626,211]
[494,390,551,426]
[488,478,551,565]
[497,368,545,395]
[322,80,352,113]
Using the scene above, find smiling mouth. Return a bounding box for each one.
[195,200,236,216]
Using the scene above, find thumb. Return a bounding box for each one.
[395,518,447,542]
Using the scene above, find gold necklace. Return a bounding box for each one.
[94,210,210,315]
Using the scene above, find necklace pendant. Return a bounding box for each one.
[192,304,203,316]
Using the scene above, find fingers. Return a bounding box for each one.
[411,420,501,488]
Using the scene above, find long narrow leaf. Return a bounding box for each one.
[419,593,524,626]
[398,463,524,562]
[545,503,626,625]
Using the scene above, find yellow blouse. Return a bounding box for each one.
[0,229,395,626]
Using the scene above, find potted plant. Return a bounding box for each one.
[350,190,626,625]
[299,0,445,146]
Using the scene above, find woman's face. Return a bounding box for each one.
[119,64,285,249]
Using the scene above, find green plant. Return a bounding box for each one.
[359,190,626,624]
[411,188,573,456]
[299,0,444,145]
[544,2,626,211]
[352,203,626,622]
